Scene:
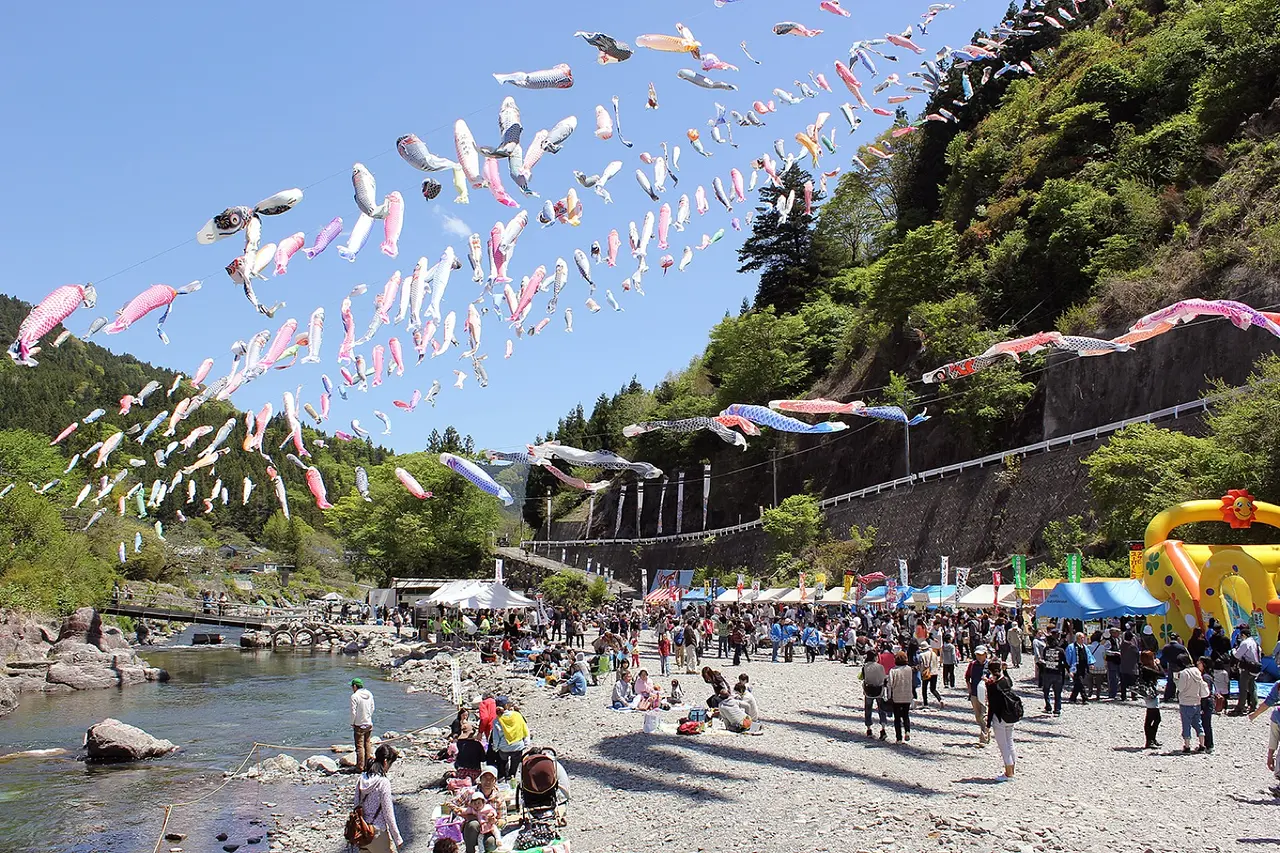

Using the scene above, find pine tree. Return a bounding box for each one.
[737,164,828,314]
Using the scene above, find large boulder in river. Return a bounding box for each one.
[57,607,129,652]
[85,718,178,763]
[0,682,17,717]
[47,661,120,690]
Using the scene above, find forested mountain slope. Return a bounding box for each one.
[0,294,502,611]
[528,0,1280,559]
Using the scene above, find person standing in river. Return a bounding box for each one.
[351,678,376,772]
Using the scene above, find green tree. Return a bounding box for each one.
[866,222,961,321]
[704,309,811,408]
[1082,424,1251,542]
[540,571,590,608]
[327,451,501,584]
[738,164,829,314]
[762,494,822,556]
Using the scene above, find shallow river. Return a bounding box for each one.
[0,628,451,853]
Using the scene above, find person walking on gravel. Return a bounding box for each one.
[861,650,889,741]
[967,646,991,746]
[888,651,915,743]
[986,660,1021,782]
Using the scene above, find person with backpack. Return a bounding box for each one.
[861,649,889,741]
[1040,633,1068,716]
[985,660,1021,782]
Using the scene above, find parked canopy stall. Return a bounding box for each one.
[1034,580,1169,621]
[956,584,1020,609]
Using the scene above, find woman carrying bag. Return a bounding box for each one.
[348,745,403,852]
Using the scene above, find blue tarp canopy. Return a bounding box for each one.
[858,586,910,607]
[1036,580,1169,620]
[680,588,715,602]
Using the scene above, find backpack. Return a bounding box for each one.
[994,680,1023,724]
[677,720,705,735]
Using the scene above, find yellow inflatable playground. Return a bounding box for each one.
[1142,489,1280,652]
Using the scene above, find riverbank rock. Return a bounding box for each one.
[239,630,271,649]
[259,753,301,775]
[84,718,178,763]
[304,755,340,774]
[0,682,17,717]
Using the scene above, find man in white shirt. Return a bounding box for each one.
[1231,625,1262,716]
[350,678,375,771]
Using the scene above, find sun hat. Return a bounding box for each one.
[974,645,988,655]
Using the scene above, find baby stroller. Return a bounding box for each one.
[513,747,568,850]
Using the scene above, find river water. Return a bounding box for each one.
[0,628,451,853]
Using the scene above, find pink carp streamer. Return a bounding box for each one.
[103,282,201,345]
[380,192,404,257]
[9,284,97,366]
[305,467,333,509]
[396,467,433,499]
[769,398,867,415]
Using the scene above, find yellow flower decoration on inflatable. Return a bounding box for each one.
[1220,488,1257,529]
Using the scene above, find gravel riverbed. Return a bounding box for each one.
[255,633,1278,853]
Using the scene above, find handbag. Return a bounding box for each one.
[344,803,378,848]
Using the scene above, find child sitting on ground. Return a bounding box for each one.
[670,679,685,704]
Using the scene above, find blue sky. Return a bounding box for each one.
[0,0,1003,454]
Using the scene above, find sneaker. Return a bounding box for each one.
[905,734,911,742]
[1183,745,1192,753]
[879,729,887,741]
[995,774,1010,783]
[1053,711,1061,717]
[866,727,873,737]
[1193,745,1206,754]
[1151,740,1163,747]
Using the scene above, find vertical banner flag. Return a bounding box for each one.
[702,463,712,530]
[675,471,686,534]
[494,558,504,583]
[585,495,595,540]
[955,567,971,594]
[1012,555,1028,589]
[737,572,744,598]
[614,485,627,538]
[992,570,1002,606]
[843,570,854,600]
[636,482,644,538]
[898,559,909,588]
[752,579,761,595]
[940,556,950,587]
[886,578,898,608]
[657,476,668,536]
[1129,541,1144,580]
[641,567,649,596]
[1066,553,1082,583]
[799,571,807,602]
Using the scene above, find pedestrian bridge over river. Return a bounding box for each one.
[100,596,304,630]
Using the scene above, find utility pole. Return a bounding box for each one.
[904,423,912,479]
[770,448,779,507]
[544,489,552,547]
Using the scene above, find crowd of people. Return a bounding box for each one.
[338,597,1280,850]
